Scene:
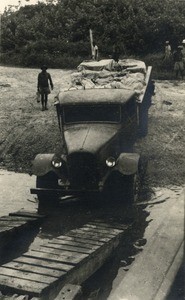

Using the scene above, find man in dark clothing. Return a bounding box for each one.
[173,46,184,79]
[112,44,120,63]
[37,65,53,110]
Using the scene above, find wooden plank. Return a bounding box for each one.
[79,226,117,237]
[0,215,38,237]
[14,256,73,272]
[2,296,28,300]
[42,243,94,254]
[0,267,56,284]
[68,229,114,242]
[0,227,13,234]
[0,227,13,233]
[12,296,30,300]
[71,227,116,237]
[0,224,28,237]
[83,224,123,235]
[49,238,99,250]
[0,216,37,222]
[24,250,88,265]
[0,274,48,296]
[0,220,27,227]
[67,231,112,243]
[89,221,129,230]
[2,261,66,278]
[69,228,111,237]
[30,247,90,261]
[56,235,104,246]
[9,211,44,219]
[54,284,82,300]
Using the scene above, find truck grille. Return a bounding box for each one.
[68,152,99,189]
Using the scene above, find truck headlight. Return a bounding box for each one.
[106,157,116,168]
[52,159,62,168]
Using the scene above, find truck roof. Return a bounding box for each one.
[58,89,136,106]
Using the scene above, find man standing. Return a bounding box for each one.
[37,65,53,111]
[164,41,171,58]
[92,43,99,60]
[181,39,185,67]
[112,44,120,62]
[173,46,184,79]
[94,44,99,60]
[163,41,172,70]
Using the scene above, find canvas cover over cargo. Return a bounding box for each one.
[57,58,154,136]
[59,58,150,104]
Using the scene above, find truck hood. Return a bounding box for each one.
[64,123,120,154]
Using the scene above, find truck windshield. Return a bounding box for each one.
[63,104,121,123]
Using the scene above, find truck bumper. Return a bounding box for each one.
[30,187,101,197]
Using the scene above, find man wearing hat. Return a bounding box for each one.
[182,39,185,68]
[37,65,54,111]
[163,41,172,70]
[165,41,171,58]
[173,46,184,79]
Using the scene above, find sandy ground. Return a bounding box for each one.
[0,169,36,217]
[0,66,185,188]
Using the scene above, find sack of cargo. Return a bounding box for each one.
[36,91,40,103]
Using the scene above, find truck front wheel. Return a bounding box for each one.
[104,172,137,204]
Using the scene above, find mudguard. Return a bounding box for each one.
[31,154,55,176]
[115,153,140,175]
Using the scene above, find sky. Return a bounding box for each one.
[0,0,43,13]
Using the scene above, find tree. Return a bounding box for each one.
[1,0,185,67]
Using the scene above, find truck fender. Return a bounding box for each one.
[115,153,140,175]
[31,154,55,176]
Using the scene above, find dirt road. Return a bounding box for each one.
[0,169,36,217]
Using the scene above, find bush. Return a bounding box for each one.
[0,51,89,69]
[0,50,176,80]
[0,52,22,66]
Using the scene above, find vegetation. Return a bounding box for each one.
[1,0,185,69]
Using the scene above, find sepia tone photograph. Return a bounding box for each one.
[0,0,184,299]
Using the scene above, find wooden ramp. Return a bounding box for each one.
[0,221,129,299]
[0,211,44,250]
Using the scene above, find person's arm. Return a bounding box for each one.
[37,74,40,91]
[48,73,54,90]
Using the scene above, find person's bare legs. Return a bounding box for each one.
[41,94,45,110]
[44,94,48,110]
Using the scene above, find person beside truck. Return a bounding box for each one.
[173,46,184,79]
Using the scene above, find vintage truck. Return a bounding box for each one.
[30,59,154,213]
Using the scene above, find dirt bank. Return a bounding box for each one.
[0,66,184,187]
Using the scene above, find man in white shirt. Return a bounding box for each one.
[92,44,99,60]
[181,39,185,67]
